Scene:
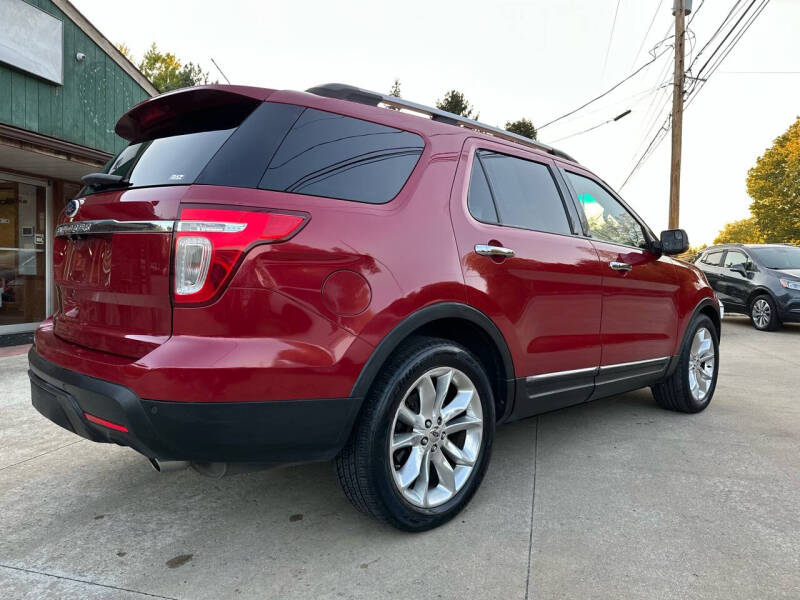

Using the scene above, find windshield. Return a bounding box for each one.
[81,128,235,195]
[750,246,800,270]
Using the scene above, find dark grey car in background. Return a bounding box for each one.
[694,244,800,331]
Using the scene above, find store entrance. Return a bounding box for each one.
[0,177,47,332]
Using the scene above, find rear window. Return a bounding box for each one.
[702,251,725,266]
[82,128,236,195]
[259,108,424,204]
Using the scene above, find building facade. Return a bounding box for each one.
[0,0,156,342]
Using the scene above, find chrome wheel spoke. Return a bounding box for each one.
[411,453,432,506]
[397,404,420,428]
[433,368,453,416]
[442,438,475,466]
[688,326,715,402]
[392,431,424,452]
[431,452,456,493]
[417,376,437,420]
[397,446,424,489]
[441,389,473,423]
[443,414,482,435]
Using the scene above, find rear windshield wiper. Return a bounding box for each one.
[80,173,132,190]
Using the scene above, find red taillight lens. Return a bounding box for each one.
[174,207,307,304]
[84,412,129,433]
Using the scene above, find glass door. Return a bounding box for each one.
[0,177,48,333]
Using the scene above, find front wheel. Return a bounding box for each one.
[335,337,495,531]
[750,294,780,331]
[652,315,719,413]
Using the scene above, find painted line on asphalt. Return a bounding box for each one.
[524,416,539,600]
[0,440,84,472]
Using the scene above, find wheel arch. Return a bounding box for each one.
[746,287,777,311]
[665,297,720,378]
[350,303,516,423]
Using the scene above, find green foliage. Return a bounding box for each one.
[436,90,478,120]
[134,43,211,93]
[505,118,537,140]
[388,79,401,98]
[677,243,708,263]
[714,217,764,245]
[746,117,800,244]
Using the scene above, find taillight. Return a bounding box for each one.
[173,207,307,304]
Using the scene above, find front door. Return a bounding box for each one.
[449,140,603,417]
[0,177,47,334]
[719,249,752,310]
[560,168,680,396]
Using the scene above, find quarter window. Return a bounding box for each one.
[565,172,647,248]
[474,150,571,235]
[467,156,499,224]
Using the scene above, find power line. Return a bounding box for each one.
[539,41,671,130]
[601,0,623,78]
[630,0,665,70]
[549,110,632,144]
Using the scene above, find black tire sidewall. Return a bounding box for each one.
[368,342,495,530]
[679,315,720,411]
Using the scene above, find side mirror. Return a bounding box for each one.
[730,263,747,276]
[659,229,689,255]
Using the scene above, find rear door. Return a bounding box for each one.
[560,168,679,393]
[449,140,603,417]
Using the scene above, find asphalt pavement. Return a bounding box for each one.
[1,316,798,599]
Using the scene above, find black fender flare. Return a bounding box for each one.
[664,297,721,378]
[350,302,516,418]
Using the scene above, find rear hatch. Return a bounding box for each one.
[53,87,267,359]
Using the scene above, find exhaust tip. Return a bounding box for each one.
[149,458,189,473]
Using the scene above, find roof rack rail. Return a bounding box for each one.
[306,83,578,164]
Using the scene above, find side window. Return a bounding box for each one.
[703,251,724,266]
[724,250,748,269]
[259,108,424,204]
[477,150,571,235]
[565,172,647,248]
[467,156,499,224]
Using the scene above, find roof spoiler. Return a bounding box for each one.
[115,85,273,143]
[306,83,578,164]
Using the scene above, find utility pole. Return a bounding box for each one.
[669,0,690,229]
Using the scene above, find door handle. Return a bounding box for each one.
[475,244,515,258]
[609,261,633,272]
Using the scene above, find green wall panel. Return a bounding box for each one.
[0,0,151,155]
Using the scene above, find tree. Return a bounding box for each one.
[746,116,800,244]
[505,118,537,140]
[714,217,764,245]
[436,90,478,120]
[132,43,211,93]
[388,79,401,98]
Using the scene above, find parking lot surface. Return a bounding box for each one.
[1,316,798,599]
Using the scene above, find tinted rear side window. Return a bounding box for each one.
[259,108,424,204]
[477,150,571,235]
[703,251,725,266]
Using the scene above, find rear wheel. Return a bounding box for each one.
[750,294,780,331]
[652,315,719,413]
[335,337,494,531]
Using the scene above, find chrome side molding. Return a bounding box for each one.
[55,220,175,237]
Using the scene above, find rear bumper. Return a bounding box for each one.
[28,347,362,464]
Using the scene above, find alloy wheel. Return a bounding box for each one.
[389,367,483,508]
[688,327,715,402]
[752,298,771,329]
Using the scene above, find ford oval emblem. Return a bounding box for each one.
[64,199,80,218]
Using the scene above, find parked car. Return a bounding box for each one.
[694,243,800,331]
[29,84,722,531]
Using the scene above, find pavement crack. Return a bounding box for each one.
[0,564,180,599]
[0,440,83,471]
[524,416,539,600]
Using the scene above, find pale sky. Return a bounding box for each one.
[73,0,800,245]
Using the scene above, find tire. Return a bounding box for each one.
[652,314,719,413]
[335,336,495,531]
[750,294,780,331]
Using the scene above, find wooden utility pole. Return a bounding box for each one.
[669,0,687,230]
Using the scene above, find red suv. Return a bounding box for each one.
[29,84,721,531]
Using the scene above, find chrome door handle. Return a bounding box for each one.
[609,261,632,272]
[475,244,515,258]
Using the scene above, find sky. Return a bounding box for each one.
[72,0,800,246]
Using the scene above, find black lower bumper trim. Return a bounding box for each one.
[28,348,362,464]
